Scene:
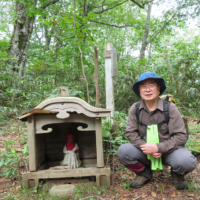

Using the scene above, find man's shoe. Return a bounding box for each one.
[130,175,151,189]
[130,165,152,189]
[171,170,188,190]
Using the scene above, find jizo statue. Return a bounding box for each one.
[60,134,81,169]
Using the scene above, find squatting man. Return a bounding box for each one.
[117,72,197,190]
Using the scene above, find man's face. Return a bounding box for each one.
[138,79,161,102]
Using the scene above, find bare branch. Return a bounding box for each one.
[94,0,128,14]
[34,27,42,46]
[142,0,152,7]
[147,10,178,44]
[102,0,105,12]
[87,0,100,9]
[40,0,60,9]
[130,0,151,8]
[87,0,92,10]
[90,0,112,9]
[90,19,134,28]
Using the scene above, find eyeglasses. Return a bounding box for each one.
[139,84,158,90]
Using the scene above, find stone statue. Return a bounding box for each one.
[60,134,81,169]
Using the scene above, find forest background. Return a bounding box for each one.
[1,0,200,199]
[1,0,200,124]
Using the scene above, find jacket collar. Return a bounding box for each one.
[139,98,163,112]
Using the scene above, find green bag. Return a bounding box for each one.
[146,125,163,170]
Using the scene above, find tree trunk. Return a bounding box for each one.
[147,42,152,65]
[139,0,153,60]
[44,17,52,51]
[94,46,100,107]
[7,0,36,76]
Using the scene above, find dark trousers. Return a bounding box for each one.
[117,143,197,175]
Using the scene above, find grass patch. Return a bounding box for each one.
[187,164,200,193]
[74,182,108,200]
[189,124,200,135]
[186,124,200,155]
[2,181,109,200]
[2,181,64,200]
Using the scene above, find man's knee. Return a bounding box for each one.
[172,157,195,170]
[169,148,197,172]
[117,143,131,161]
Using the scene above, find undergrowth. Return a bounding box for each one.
[74,183,108,200]
[186,123,200,155]
[0,104,200,199]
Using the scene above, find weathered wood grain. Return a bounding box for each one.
[28,116,36,171]
[95,118,104,167]
[22,167,110,179]
[35,134,45,169]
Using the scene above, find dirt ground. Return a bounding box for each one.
[0,118,200,200]
[109,155,200,200]
[1,156,200,200]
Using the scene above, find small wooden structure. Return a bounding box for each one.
[19,97,111,187]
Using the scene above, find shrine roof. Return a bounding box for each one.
[19,97,111,121]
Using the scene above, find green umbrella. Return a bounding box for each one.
[146,125,163,170]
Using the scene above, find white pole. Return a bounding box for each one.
[104,43,117,121]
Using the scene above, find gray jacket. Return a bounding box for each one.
[125,98,188,154]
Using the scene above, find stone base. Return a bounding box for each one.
[49,184,76,198]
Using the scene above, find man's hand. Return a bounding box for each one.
[150,153,162,158]
[140,142,158,155]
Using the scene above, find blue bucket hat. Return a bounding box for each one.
[132,72,166,98]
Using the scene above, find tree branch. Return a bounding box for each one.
[40,0,60,9]
[34,27,43,46]
[93,0,128,14]
[90,0,115,9]
[147,10,178,44]
[87,0,92,10]
[130,0,151,8]
[89,19,134,28]
[73,0,90,103]
[140,0,153,59]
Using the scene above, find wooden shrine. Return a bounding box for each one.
[19,97,111,187]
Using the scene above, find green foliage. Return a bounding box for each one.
[0,139,21,178]
[157,185,165,192]
[102,111,129,155]
[0,39,10,66]
[186,124,200,154]
[113,193,119,199]
[187,165,200,193]
[151,29,200,117]
[1,1,200,199]
[0,0,200,119]
[74,183,108,200]
[122,182,130,190]
[2,193,18,200]
[11,180,63,200]
[117,165,127,172]
[0,127,29,179]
